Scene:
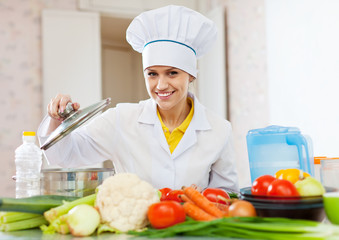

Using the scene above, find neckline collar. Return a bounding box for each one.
[138,93,211,131]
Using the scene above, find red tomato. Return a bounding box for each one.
[202,188,230,204]
[267,179,300,197]
[251,175,276,195]
[159,188,172,201]
[164,190,184,202]
[147,201,186,229]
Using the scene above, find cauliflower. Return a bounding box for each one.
[95,173,160,232]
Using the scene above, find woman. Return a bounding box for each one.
[38,5,239,191]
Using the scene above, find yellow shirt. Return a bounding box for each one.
[157,98,194,153]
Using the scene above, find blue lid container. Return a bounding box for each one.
[247,125,314,183]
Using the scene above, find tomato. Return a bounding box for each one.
[202,188,230,204]
[147,201,186,229]
[164,190,184,202]
[159,188,172,201]
[266,179,300,197]
[251,175,276,195]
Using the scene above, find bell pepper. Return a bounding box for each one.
[274,168,310,184]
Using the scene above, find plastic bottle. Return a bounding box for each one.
[15,131,42,198]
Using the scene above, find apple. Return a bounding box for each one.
[294,176,325,196]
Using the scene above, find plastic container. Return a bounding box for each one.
[247,125,314,183]
[320,158,339,190]
[314,156,328,182]
[15,131,43,198]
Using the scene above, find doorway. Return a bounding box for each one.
[100,16,149,107]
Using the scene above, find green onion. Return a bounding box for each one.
[40,215,69,235]
[0,211,41,223]
[128,217,339,239]
[44,193,96,223]
[0,215,47,232]
[0,195,79,214]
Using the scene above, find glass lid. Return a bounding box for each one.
[40,98,111,150]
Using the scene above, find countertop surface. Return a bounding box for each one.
[0,229,234,240]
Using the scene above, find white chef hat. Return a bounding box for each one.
[126,5,217,78]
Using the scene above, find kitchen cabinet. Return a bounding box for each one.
[42,9,102,115]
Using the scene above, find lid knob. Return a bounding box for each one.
[58,102,74,119]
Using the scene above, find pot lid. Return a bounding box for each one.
[41,98,111,150]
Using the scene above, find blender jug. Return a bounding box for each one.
[246,125,314,183]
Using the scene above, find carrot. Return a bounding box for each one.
[178,194,193,203]
[182,186,224,218]
[183,202,216,221]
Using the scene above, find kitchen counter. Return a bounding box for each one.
[0,229,232,240]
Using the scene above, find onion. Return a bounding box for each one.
[66,204,100,237]
[228,200,256,217]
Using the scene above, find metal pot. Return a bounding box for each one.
[40,168,115,197]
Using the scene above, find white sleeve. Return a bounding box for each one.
[37,115,53,138]
[37,112,116,168]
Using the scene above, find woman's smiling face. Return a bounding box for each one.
[144,66,193,112]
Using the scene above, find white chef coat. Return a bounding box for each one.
[38,93,239,191]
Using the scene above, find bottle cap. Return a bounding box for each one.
[40,98,111,150]
[23,131,36,136]
[314,156,328,165]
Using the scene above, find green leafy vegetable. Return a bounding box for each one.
[227,192,239,199]
[128,217,339,239]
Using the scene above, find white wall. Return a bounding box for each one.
[0,0,78,197]
[266,0,339,157]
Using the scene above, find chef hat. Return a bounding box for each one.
[126,5,217,78]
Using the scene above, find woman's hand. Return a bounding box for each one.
[46,94,80,134]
